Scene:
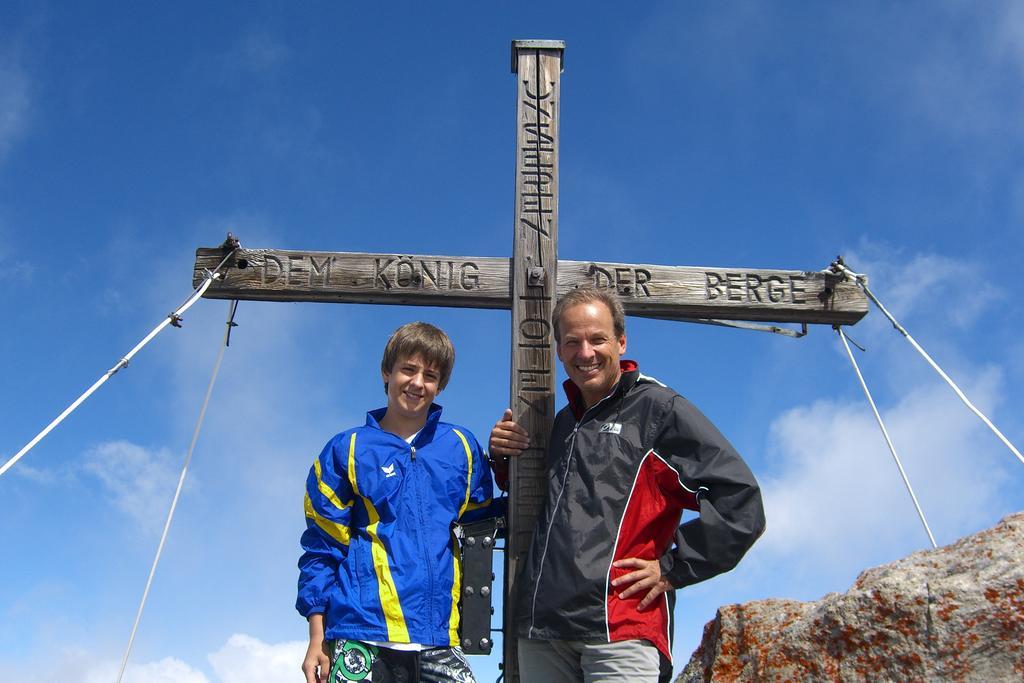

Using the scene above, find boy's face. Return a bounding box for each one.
[381,353,442,422]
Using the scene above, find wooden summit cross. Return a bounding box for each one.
[193,40,867,680]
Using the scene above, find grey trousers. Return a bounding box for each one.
[518,638,661,682]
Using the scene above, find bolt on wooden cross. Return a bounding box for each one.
[193,40,867,681]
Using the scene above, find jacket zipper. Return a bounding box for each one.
[528,394,616,637]
[407,442,436,640]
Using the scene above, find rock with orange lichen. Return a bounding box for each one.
[679,512,1024,682]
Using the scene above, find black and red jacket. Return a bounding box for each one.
[514,362,765,661]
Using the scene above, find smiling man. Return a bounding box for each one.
[299,322,495,683]
[490,288,765,682]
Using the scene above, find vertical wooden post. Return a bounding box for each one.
[505,38,564,682]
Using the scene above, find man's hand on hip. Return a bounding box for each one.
[610,557,673,611]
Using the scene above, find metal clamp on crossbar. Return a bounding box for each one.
[456,516,504,655]
[220,232,241,251]
[825,255,867,284]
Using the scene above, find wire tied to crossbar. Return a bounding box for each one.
[0,249,238,479]
[829,258,1024,469]
[835,326,938,549]
[116,298,240,683]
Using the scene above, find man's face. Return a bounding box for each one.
[381,353,442,423]
[556,301,627,408]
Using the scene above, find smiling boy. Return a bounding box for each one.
[298,322,494,683]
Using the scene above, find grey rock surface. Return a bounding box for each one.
[679,512,1024,682]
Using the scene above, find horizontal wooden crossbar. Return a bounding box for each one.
[194,247,868,325]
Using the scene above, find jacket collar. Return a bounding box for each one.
[563,360,639,420]
[366,402,443,445]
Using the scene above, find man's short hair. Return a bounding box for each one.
[552,287,626,343]
[381,322,456,391]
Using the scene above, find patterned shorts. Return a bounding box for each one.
[327,639,476,683]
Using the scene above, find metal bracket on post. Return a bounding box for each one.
[457,517,504,655]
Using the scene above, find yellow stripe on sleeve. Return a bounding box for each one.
[452,428,473,518]
[348,431,411,643]
[451,430,493,511]
[314,458,351,511]
[304,493,350,545]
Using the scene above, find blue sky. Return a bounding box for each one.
[2,2,1023,681]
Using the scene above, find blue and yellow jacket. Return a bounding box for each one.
[296,404,495,647]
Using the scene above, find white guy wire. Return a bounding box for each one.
[838,327,938,549]
[0,255,234,479]
[833,261,1024,469]
[116,299,239,683]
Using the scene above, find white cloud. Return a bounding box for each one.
[636,3,1024,145]
[83,657,211,683]
[631,2,773,83]
[0,649,210,683]
[0,55,29,161]
[993,0,1024,70]
[226,29,289,73]
[10,461,58,484]
[842,242,1000,338]
[753,246,1015,578]
[0,228,35,282]
[855,2,1024,150]
[758,365,1010,574]
[82,440,193,532]
[2,635,305,683]
[208,634,307,683]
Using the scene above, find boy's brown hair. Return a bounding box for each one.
[380,322,456,391]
